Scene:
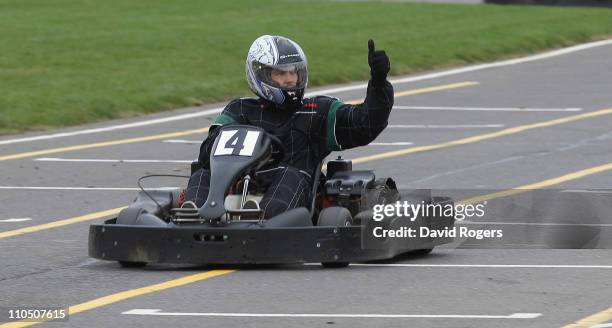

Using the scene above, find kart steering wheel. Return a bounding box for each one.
[265,133,287,166]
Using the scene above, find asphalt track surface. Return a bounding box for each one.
[1,40,612,328]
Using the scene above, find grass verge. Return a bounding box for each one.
[1,0,611,134]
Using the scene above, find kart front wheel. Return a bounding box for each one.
[317,207,353,227]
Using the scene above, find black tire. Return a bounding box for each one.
[116,207,144,225]
[321,262,350,268]
[119,261,147,268]
[318,207,352,268]
[317,207,353,227]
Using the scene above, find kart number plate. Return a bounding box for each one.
[214,130,260,157]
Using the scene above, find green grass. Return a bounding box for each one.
[1,0,611,134]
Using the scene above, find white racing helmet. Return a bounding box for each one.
[246,35,308,108]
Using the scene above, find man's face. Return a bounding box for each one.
[270,69,298,88]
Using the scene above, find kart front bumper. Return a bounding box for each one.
[89,217,454,265]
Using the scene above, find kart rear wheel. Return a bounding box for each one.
[118,261,147,268]
[318,208,352,268]
[317,207,353,227]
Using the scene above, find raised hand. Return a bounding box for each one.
[368,39,390,84]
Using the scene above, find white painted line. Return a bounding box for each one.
[0,108,221,146]
[592,324,612,328]
[34,157,192,164]
[163,139,201,144]
[369,142,414,146]
[315,39,612,95]
[388,124,504,128]
[75,258,101,267]
[458,221,612,227]
[0,186,180,191]
[394,106,583,112]
[122,309,541,319]
[0,218,32,223]
[561,189,612,194]
[327,264,612,269]
[1,39,609,146]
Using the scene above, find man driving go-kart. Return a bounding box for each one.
[89,35,454,267]
[184,35,394,219]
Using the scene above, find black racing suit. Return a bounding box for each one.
[185,80,394,218]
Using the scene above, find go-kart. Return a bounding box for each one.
[88,125,455,268]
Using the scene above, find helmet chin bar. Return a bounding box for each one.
[260,82,304,109]
[280,88,304,108]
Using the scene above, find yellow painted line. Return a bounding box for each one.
[0,269,235,328]
[0,127,209,162]
[562,306,612,328]
[345,81,479,104]
[459,162,612,204]
[0,207,125,239]
[352,107,612,165]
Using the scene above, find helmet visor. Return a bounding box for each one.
[252,61,307,90]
